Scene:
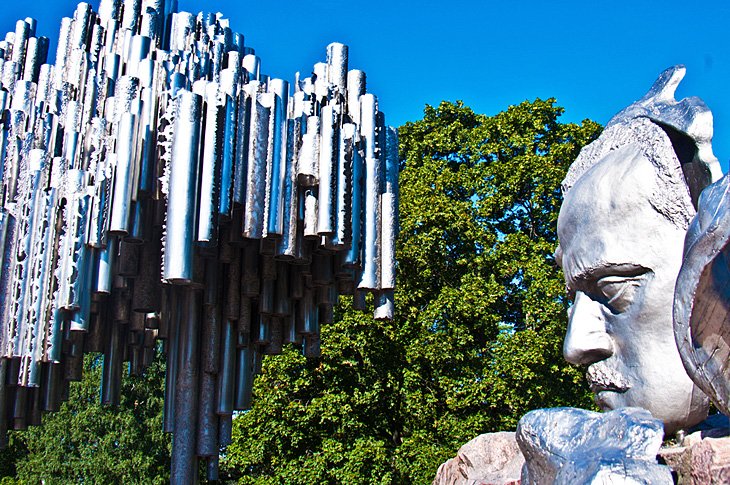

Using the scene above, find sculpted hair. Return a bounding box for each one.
[562,117,696,230]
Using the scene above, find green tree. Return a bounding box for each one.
[223,99,601,483]
[6,353,170,484]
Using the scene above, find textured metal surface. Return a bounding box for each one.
[517,407,672,485]
[0,2,398,479]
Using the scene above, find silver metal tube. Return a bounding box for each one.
[242,92,271,239]
[218,94,236,217]
[326,43,347,95]
[163,288,180,433]
[12,20,30,66]
[381,126,398,290]
[317,105,337,236]
[297,115,319,186]
[94,237,117,295]
[358,94,381,290]
[345,127,363,267]
[275,117,299,259]
[232,88,251,207]
[347,70,365,123]
[163,91,202,283]
[197,82,223,244]
[70,3,91,52]
[374,289,394,320]
[265,79,287,238]
[122,0,142,33]
[109,112,137,235]
[241,54,259,81]
[303,188,318,239]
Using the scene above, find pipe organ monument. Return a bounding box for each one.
[0,0,399,481]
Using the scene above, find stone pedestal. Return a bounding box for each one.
[433,432,524,485]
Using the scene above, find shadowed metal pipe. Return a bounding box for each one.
[197,263,220,458]
[163,288,180,434]
[336,123,356,248]
[345,131,363,267]
[171,287,201,484]
[234,344,252,410]
[216,317,236,415]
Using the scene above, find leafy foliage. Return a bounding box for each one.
[223,100,601,483]
[1,353,170,484]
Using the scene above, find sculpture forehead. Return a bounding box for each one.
[557,144,670,277]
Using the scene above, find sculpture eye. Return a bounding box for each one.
[596,275,644,313]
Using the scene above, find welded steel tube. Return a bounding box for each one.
[297,116,319,186]
[197,82,223,244]
[265,79,287,237]
[381,126,398,290]
[358,94,380,290]
[163,91,202,283]
[317,106,337,236]
[327,43,348,94]
[171,288,201,484]
[108,112,137,234]
[216,317,236,415]
[242,92,270,239]
[276,117,299,255]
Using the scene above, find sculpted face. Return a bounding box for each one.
[557,142,708,434]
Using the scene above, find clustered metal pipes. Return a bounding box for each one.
[0,0,398,481]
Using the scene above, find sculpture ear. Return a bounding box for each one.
[554,246,563,268]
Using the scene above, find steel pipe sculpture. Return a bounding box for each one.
[0,0,399,481]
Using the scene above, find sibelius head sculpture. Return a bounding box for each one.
[555,66,720,434]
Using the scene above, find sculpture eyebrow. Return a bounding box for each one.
[573,263,650,283]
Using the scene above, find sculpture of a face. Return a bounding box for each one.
[557,141,708,434]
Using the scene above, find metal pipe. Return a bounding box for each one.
[170,287,201,484]
[163,90,202,283]
[243,92,271,239]
[197,82,223,244]
[216,317,236,415]
[358,94,381,290]
[317,105,337,236]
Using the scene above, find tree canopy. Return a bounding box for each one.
[222,99,602,483]
[1,353,170,484]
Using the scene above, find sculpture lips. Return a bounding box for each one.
[586,364,630,393]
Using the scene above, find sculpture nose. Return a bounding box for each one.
[563,291,614,365]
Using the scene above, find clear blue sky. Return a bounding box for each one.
[3,0,730,170]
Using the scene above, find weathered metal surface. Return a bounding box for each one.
[517,407,672,485]
[0,2,398,479]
